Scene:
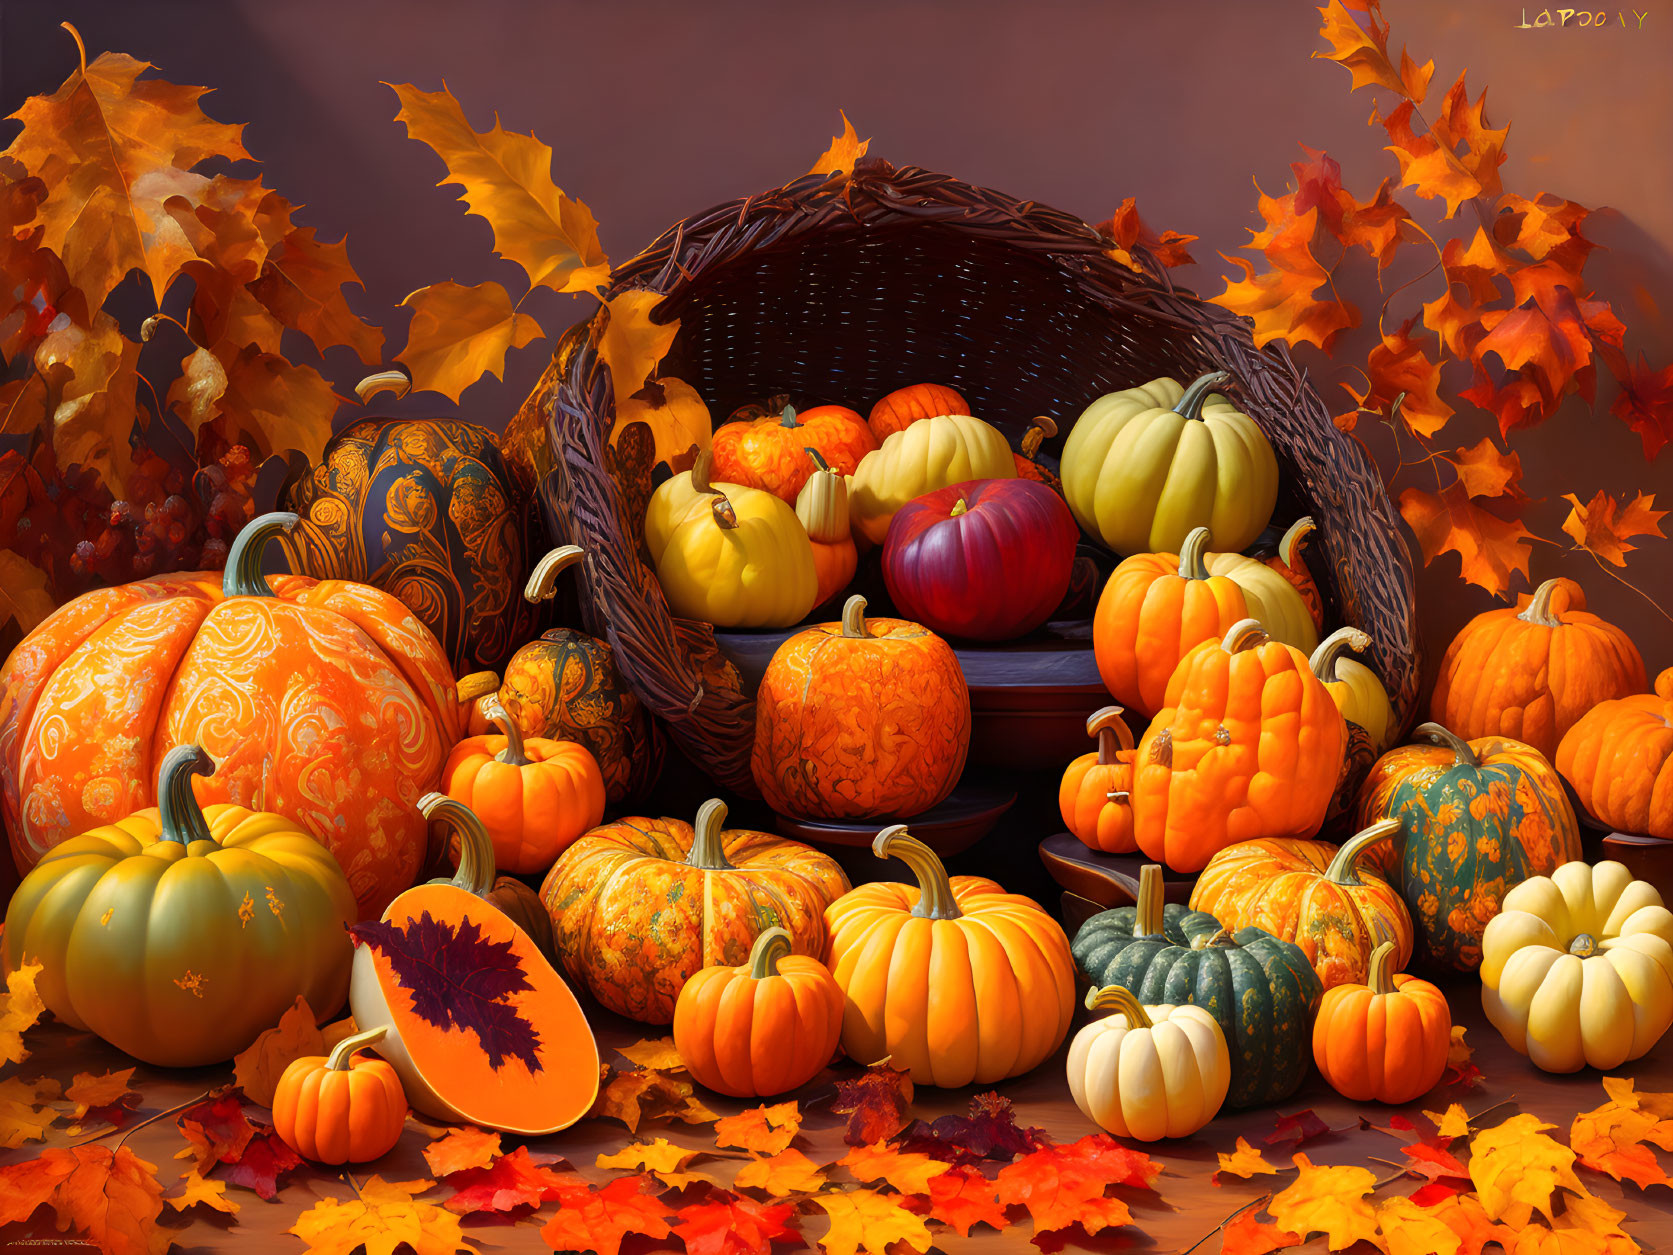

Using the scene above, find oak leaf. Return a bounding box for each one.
[0,1074,64,1149]
[1376,1195,1462,1255]
[422,1125,502,1178]
[1561,492,1666,568]
[674,1191,798,1255]
[174,1088,255,1172]
[441,1145,570,1214]
[0,550,55,635]
[0,959,45,1064]
[732,1148,827,1198]
[165,1169,239,1215]
[1099,197,1198,270]
[616,1036,684,1072]
[923,1164,1011,1236]
[1470,1114,1586,1227]
[1218,1136,1279,1180]
[536,1175,673,1255]
[597,289,678,405]
[387,82,609,294]
[839,1143,950,1195]
[814,1188,933,1255]
[247,224,383,364]
[232,995,325,1107]
[808,111,870,180]
[289,1176,476,1255]
[1268,1153,1379,1250]
[395,281,544,404]
[1609,353,1673,460]
[215,342,341,464]
[1400,481,1536,598]
[713,1101,802,1156]
[832,1058,915,1146]
[1220,1208,1303,1255]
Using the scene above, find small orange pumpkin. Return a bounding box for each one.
[1133,619,1346,873]
[673,926,844,1098]
[1429,577,1647,761]
[867,382,970,442]
[1557,668,1673,840]
[440,695,606,874]
[272,1025,408,1165]
[751,596,971,821]
[1312,941,1451,1104]
[1059,706,1137,853]
[711,403,877,503]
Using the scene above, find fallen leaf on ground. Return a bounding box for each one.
[714,1101,801,1155]
[0,962,45,1065]
[0,1074,63,1149]
[217,1127,303,1201]
[733,1148,827,1198]
[1266,1109,1334,1148]
[1268,1153,1380,1251]
[232,996,325,1107]
[537,1175,673,1255]
[1570,1079,1673,1189]
[1219,1137,1279,1180]
[0,1143,165,1255]
[832,1059,914,1146]
[1447,1027,1483,1089]
[290,1176,474,1255]
[993,1135,1141,1245]
[1426,1105,1472,1141]
[442,1145,570,1215]
[175,1088,255,1173]
[814,1188,933,1255]
[1470,1114,1586,1227]
[422,1125,502,1178]
[597,1137,714,1189]
[165,1169,239,1215]
[1403,1140,1471,1184]
[588,1064,715,1133]
[65,1070,137,1120]
[893,1090,1050,1164]
[1422,1192,1519,1255]
[922,1163,1011,1237]
[1220,1206,1303,1255]
[617,1037,685,1072]
[1376,1195,1462,1255]
[674,1191,799,1255]
[839,1142,950,1194]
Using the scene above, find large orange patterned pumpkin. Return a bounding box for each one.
[1429,577,1647,761]
[867,383,970,442]
[750,596,971,820]
[1557,669,1673,840]
[0,513,457,917]
[1133,619,1346,873]
[711,403,878,504]
[539,799,850,1025]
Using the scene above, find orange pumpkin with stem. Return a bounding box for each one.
[440,694,606,875]
[1059,706,1137,853]
[1557,669,1673,840]
[673,926,845,1098]
[0,511,458,919]
[711,402,877,503]
[751,596,971,820]
[1429,577,1646,760]
[1312,941,1451,1104]
[272,1025,407,1165]
[1257,517,1325,631]
[1092,527,1249,718]
[824,825,1076,1087]
[796,449,858,609]
[1134,619,1346,873]
[867,383,970,442]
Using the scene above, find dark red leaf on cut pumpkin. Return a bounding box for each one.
[831,1060,914,1147]
[1264,1109,1334,1148]
[350,910,541,1072]
[894,1091,1052,1164]
[215,1126,302,1201]
[673,1190,798,1255]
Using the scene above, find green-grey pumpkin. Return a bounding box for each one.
[1071,864,1323,1108]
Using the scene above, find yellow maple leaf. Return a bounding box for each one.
[1269,1153,1381,1250]
[814,1188,933,1255]
[0,553,54,636]
[421,1126,502,1178]
[617,1037,684,1072]
[839,1143,950,1195]
[289,1177,476,1255]
[387,82,609,294]
[1217,1136,1278,1179]
[597,289,678,404]
[1471,1114,1586,1227]
[1377,1195,1461,1255]
[166,1169,239,1215]
[233,995,325,1107]
[65,1069,136,1119]
[0,961,46,1065]
[0,1074,63,1149]
[396,280,543,404]
[597,1137,696,1177]
[714,1102,802,1156]
[216,342,342,464]
[1426,1104,1472,1140]
[614,376,712,469]
[163,345,228,441]
[31,311,140,496]
[1571,1080,1673,1188]
[733,1148,827,1198]
[808,111,870,179]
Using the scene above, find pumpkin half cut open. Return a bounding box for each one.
[349,793,598,1133]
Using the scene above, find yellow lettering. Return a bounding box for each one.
[1517,6,1535,24]
[1535,9,1554,25]
[1575,10,1592,23]
[1636,8,1649,26]
[1557,7,1576,23]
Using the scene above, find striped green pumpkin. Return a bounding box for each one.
[1070,865,1322,1108]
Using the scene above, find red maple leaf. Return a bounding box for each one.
[1265,1109,1335,1148]
[216,1127,302,1201]
[1222,1208,1304,1255]
[921,1165,1012,1237]
[1611,352,1673,460]
[537,1175,673,1255]
[831,1060,914,1146]
[993,1133,1155,1250]
[1410,1180,1466,1207]
[1401,1141,1471,1184]
[442,1146,572,1214]
[673,1191,798,1255]
[175,1088,256,1173]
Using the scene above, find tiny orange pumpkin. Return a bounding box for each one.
[272,1025,408,1165]
[1059,706,1137,854]
[1312,941,1451,1104]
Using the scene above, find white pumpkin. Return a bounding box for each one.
[1066,985,1229,1141]
[1480,860,1673,1073]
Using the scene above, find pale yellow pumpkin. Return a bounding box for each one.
[849,414,1016,545]
[1061,371,1278,558]
[1310,628,1396,753]
[655,485,817,628]
[1480,860,1673,1073]
[1066,985,1229,1142]
[1203,548,1318,654]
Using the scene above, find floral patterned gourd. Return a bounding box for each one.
[540,799,850,1025]
[751,596,971,821]
[1059,706,1138,854]
[1355,722,1582,970]
[0,512,458,918]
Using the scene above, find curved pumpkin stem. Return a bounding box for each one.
[156,744,215,846]
[224,511,299,599]
[1194,927,1238,951]
[1309,627,1372,682]
[1413,722,1481,769]
[481,695,532,767]
[1084,984,1154,1029]
[326,1025,388,1070]
[419,792,499,897]
[873,826,961,921]
[1020,415,1057,459]
[1172,370,1233,421]
[687,799,737,872]
[525,545,585,604]
[1516,578,1565,628]
[456,671,501,704]
[354,370,411,403]
[1325,818,1401,886]
[1177,527,1214,581]
[710,493,740,530]
[805,447,833,474]
[1278,517,1316,569]
[1365,941,1399,996]
[748,927,793,980]
[1221,618,1270,654]
[689,448,717,495]
[1086,706,1134,763]
[1133,863,1165,938]
[840,595,872,639]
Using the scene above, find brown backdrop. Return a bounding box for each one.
[4,0,1670,684]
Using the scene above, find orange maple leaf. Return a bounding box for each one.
[815,1188,933,1255]
[674,1191,798,1255]
[808,111,870,180]
[1495,191,1595,271]
[1221,1206,1303,1255]
[421,1125,502,1178]
[1344,319,1454,439]
[1213,192,1359,350]
[64,1070,137,1121]
[1433,75,1510,201]
[0,961,46,1066]
[232,995,325,1107]
[395,280,544,404]
[1561,491,1667,568]
[1217,1136,1279,1181]
[214,341,343,463]
[1610,352,1673,460]
[714,1101,802,1156]
[838,1143,950,1195]
[0,1074,64,1149]
[1381,101,1481,218]
[1314,0,1431,101]
[922,1164,1011,1237]
[537,1175,673,1255]
[1400,480,1537,597]
[0,1144,165,1255]
[1268,1153,1380,1250]
[615,1037,684,1072]
[1099,197,1198,270]
[1469,1113,1586,1227]
[442,1144,573,1214]
[246,223,384,365]
[1570,1079,1673,1190]
[1442,229,1514,306]
[290,1176,476,1255]
[992,1135,1151,1242]
[1446,437,1524,500]
[733,1148,827,1198]
[587,1063,715,1133]
[29,311,140,495]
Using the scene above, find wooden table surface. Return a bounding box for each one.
[4,976,1669,1255]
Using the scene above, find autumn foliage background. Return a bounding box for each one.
[2,0,1670,683]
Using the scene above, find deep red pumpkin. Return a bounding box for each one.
[881,478,1077,642]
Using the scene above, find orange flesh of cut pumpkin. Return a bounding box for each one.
[352,881,598,1135]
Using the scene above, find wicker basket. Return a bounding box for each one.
[505,159,1422,795]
